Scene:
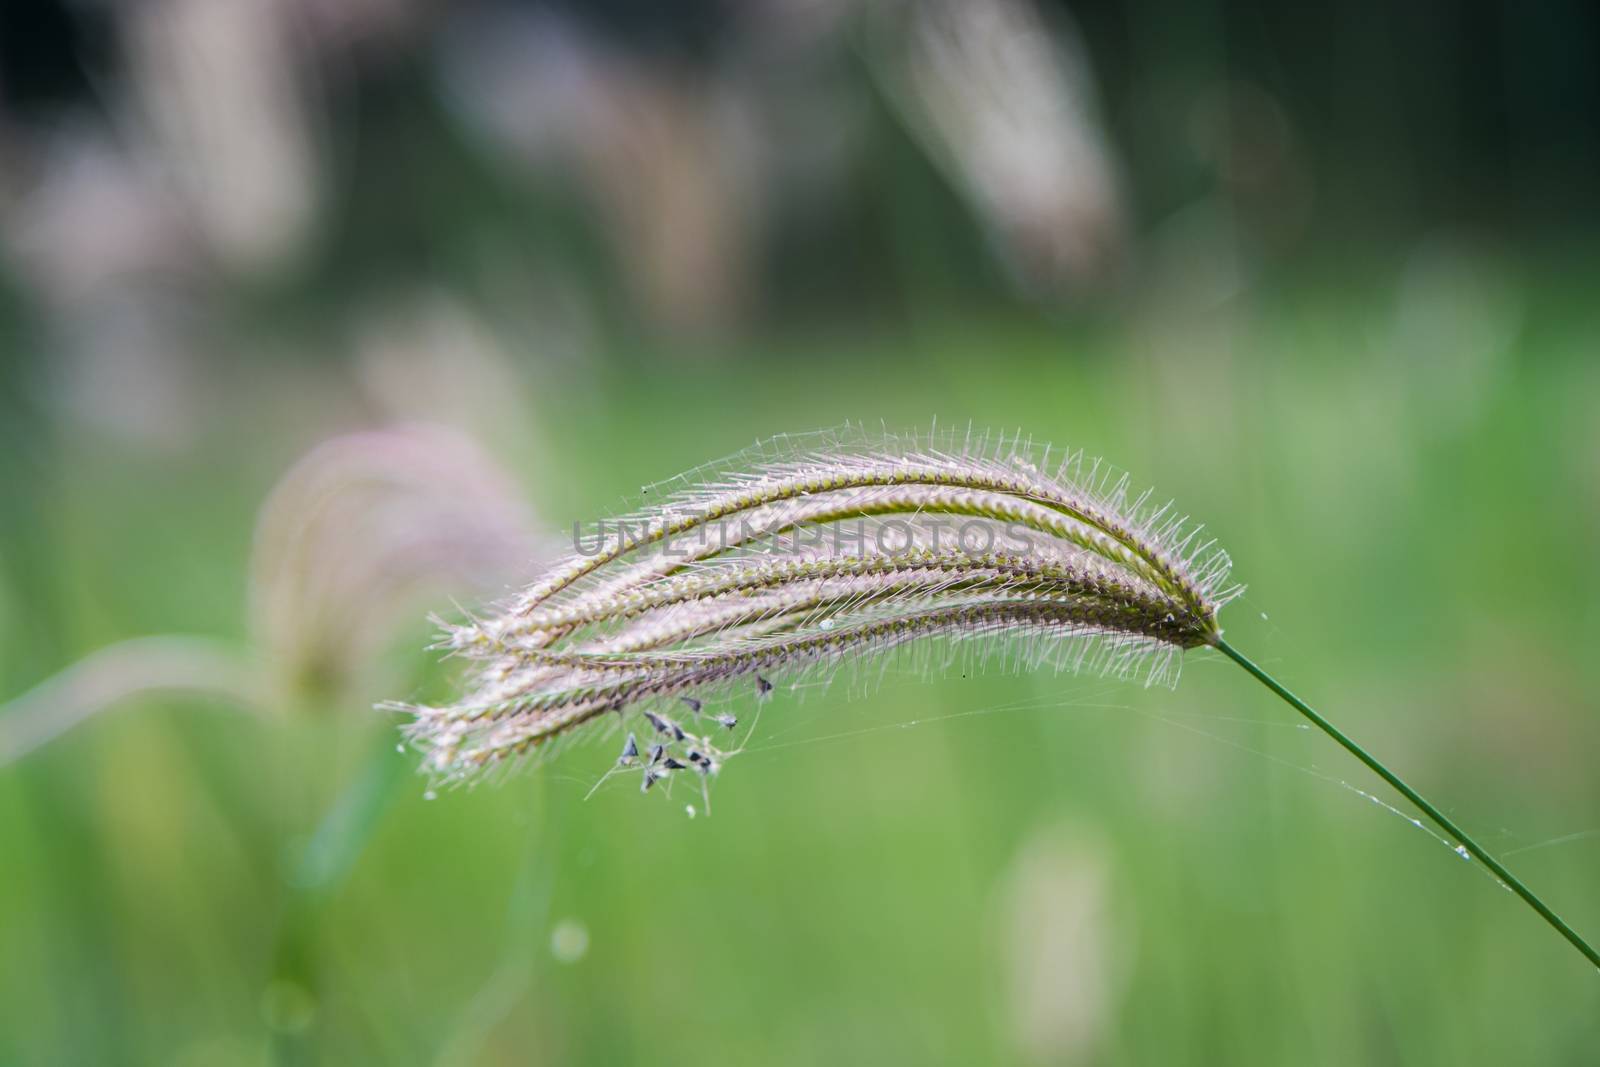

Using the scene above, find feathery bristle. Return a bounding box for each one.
[393,424,1240,792]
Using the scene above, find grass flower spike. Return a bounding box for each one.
[396,424,1599,971]
[400,426,1234,778]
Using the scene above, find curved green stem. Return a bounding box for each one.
[1215,638,1600,972]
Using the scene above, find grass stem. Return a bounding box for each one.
[1216,638,1600,971]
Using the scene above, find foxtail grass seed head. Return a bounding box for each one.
[392,426,1239,793]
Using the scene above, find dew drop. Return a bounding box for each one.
[550,918,590,964]
[395,743,405,753]
[1454,845,1471,861]
[423,789,437,801]
[685,804,697,819]
[1260,612,1270,621]
[819,619,835,631]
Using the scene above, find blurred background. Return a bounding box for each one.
[2,0,1598,1063]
